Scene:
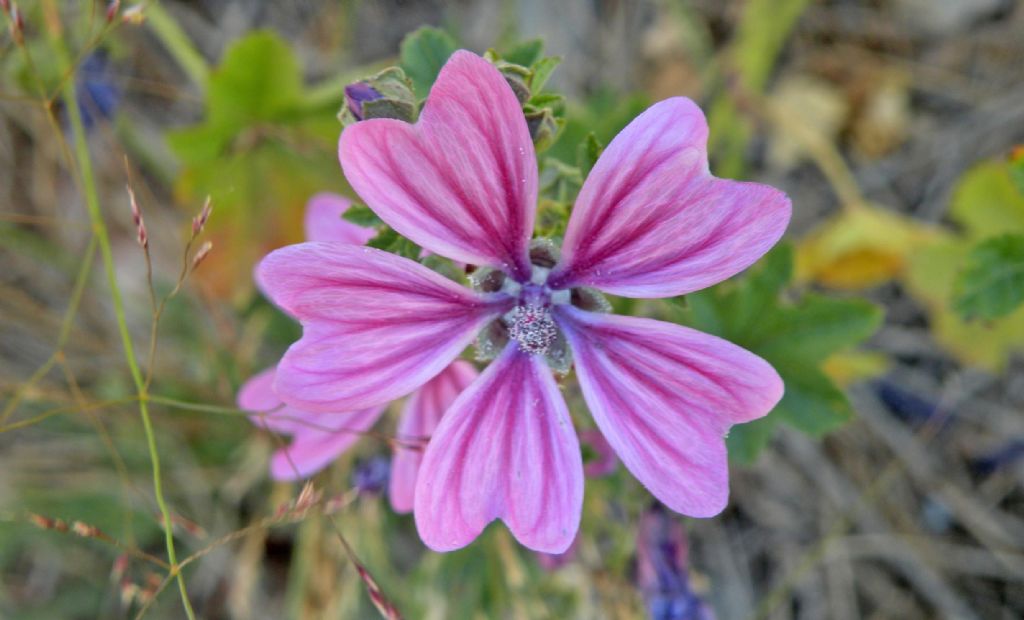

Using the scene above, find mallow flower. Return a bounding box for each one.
[238,192,477,513]
[258,51,791,552]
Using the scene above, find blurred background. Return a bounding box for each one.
[2,1,1024,618]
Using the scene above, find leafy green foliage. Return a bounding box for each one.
[168,31,304,162]
[342,203,383,227]
[954,234,1024,321]
[166,31,345,294]
[400,26,458,99]
[674,245,883,462]
[905,159,1024,370]
[502,38,544,67]
[368,227,421,260]
[577,133,604,177]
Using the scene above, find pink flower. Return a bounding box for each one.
[238,193,477,513]
[258,51,790,553]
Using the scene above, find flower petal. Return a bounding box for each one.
[389,360,478,513]
[269,405,384,481]
[238,366,302,434]
[258,242,509,411]
[548,97,791,298]
[339,50,537,280]
[414,345,583,553]
[303,192,377,245]
[555,307,783,517]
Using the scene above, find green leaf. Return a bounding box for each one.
[503,39,544,67]
[949,161,1024,240]
[342,204,383,227]
[756,294,883,365]
[400,26,457,98]
[771,363,854,436]
[208,30,303,127]
[576,132,604,177]
[726,417,777,464]
[529,56,562,93]
[953,234,1024,320]
[676,244,880,462]
[368,227,421,260]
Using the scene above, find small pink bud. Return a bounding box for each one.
[0,0,10,15]
[125,185,148,249]
[191,240,212,270]
[111,554,129,582]
[105,0,120,23]
[9,3,23,44]
[191,196,212,236]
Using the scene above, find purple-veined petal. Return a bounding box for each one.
[555,307,783,517]
[303,192,377,245]
[258,242,510,411]
[238,366,386,481]
[269,405,385,481]
[414,344,583,553]
[238,366,298,434]
[548,98,791,298]
[339,50,537,280]
[390,360,479,514]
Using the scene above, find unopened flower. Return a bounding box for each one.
[636,504,715,620]
[260,51,790,552]
[351,456,391,495]
[239,193,475,513]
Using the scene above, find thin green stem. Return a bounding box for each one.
[57,41,198,620]
[144,2,209,91]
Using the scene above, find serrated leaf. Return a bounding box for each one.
[529,56,561,93]
[399,26,457,98]
[953,234,1024,320]
[904,160,1024,370]
[342,204,383,227]
[503,39,544,67]
[678,244,879,462]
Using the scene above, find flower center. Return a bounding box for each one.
[507,304,558,354]
[469,238,610,372]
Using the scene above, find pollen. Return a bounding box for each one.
[508,304,558,355]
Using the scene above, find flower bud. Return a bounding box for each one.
[105,0,120,22]
[339,67,416,128]
[125,185,148,249]
[191,196,212,236]
[190,240,212,270]
[9,3,23,44]
[351,455,390,495]
[524,106,561,152]
[636,504,715,620]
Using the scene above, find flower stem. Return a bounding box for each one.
[144,1,209,91]
[55,25,198,620]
